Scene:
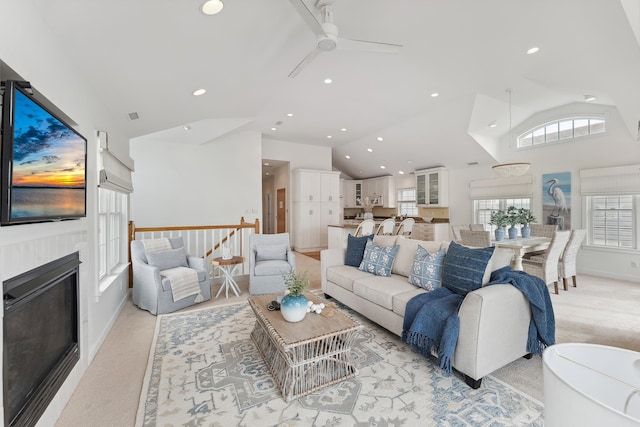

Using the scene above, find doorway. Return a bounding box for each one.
[277,188,286,233]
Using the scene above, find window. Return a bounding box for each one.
[98,188,128,280]
[397,188,418,216]
[586,195,636,249]
[474,198,531,232]
[517,116,606,148]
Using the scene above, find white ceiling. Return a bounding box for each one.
[30,0,640,179]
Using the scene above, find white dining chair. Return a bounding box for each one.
[522,230,571,294]
[558,229,587,290]
[354,219,376,237]
[376,218,396,235]
[395,218,415,237]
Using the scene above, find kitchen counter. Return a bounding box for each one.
[327,220,450,248]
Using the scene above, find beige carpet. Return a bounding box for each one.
[55,254,639,426]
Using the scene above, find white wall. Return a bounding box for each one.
[131,131,263,226]
[446,104,640,282]
[0,1,131,425]
[263,138,333,171]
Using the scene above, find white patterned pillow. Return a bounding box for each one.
[358,240,399,277]
[408,245,446,291]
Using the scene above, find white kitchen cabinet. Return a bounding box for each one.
[362,176,396,207]
[342,180,363,208]
[416,167,448,207]
[291,169,341,250]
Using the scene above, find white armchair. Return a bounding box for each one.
[131,237,212,315]
[249,233,296,295]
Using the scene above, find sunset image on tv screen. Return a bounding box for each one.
[10,89,86,219]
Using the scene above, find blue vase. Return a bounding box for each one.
[508,226,518,239]
[521,225,531,238]
[494,228,505,241]
[280,294,308,322]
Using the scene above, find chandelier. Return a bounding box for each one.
[492,162,531,177]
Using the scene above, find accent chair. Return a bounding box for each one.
[249,233,296,295]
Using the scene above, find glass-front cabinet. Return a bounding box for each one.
[415,167,448,207]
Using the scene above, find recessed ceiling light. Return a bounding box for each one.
[430,92,439,98]
[264,162,270,166]
[377,136,384,142]
[265,172,270,176]
[192,88,207,96]
[367,148,373,153]
[359,170,364,174]
[526,46,540,55]
[324,78,333,84]
[271,127,277,131]
[201,0,224,15]
[584,95,597,102]
[345,155,351,159]
[287,113,294,117]
[327,135,332,139]
[399,171,405,175]
[407,160,412,164]
[341,128,347,132]
[183,125,191,131]
[380,165,386,169]
[488,121,497,128]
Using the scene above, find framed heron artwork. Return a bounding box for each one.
[543,171,571,230]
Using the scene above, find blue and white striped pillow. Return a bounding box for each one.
[442,241,495,295]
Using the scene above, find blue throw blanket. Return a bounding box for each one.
[402,266,555,373]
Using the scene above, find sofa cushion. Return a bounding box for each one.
[353,274,416,310]
[146,247,188,271]
[345,234,374,267]
[393,238,444,277]
[256,244,287,262]
[489,248,515,272]
[326,265,373,292]
[359,240,400,277]
[254,259,291,276]
[392,287,427,317]
[441,241,495,296]
[408,246,446,291]
[373,235,399,248]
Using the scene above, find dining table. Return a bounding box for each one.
[492,236,551,270]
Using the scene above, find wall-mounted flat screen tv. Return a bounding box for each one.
[1,80,87,225]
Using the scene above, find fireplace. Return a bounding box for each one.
[3,252,80,427]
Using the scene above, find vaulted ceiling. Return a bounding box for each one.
[30,0,640,178]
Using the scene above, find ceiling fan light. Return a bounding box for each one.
[201,0,224,15]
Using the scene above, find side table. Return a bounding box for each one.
[211,256,243,298]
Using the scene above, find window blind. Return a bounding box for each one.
[469,175,533,199]
[98,131,134,193]
[580,164,640,195]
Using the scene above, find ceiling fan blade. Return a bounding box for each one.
[288,48,323,78]
[287,0,327,38]
[337,38,402,54]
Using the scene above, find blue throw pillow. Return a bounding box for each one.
[442,241,495,296]
[345,234,374,267]
[358,240,399,277]
[146,247,188,271]
[408,246,446,291]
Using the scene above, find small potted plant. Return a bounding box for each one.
[280,270,310,322]
[518,208,536,238]
[506,206,521,239]
[490,210,508,241]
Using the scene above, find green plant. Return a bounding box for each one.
[518,208,536,225]
[506,206,521,227]
[283,270,310,296]
[489,210,509,228]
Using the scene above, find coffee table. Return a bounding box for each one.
[247,292,361,402]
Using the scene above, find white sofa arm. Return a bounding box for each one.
[454,284,532,381]
[320,248,346,291]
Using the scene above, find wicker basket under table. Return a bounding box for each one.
[247,293,361,402]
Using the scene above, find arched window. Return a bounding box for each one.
[517,116,605,148]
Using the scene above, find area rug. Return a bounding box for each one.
[135,302,544,426]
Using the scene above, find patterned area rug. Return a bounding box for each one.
[135,302,543,426]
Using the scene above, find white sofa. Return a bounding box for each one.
[320,235,532,388]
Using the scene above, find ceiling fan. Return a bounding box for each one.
[287,0,403,78]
